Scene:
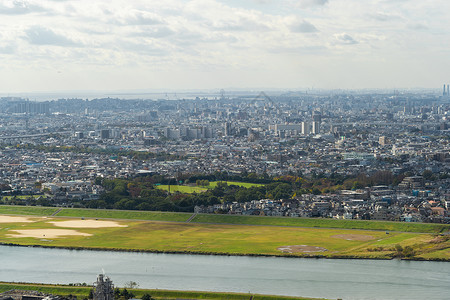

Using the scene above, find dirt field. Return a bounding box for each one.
[49,219,127,228]
[7,229,92,239]
[0,216,35,223]
[277,245,328,253]
[331,234,375,241]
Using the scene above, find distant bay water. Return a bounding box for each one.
[1,245,449,300]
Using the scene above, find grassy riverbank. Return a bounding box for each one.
[0,209,449,260]
[0,282,324,300]
[1,205,449,233]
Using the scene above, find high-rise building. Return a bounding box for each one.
[301,122,310,135]
[101,129,110,139]
[312,111,322,123]
[312,121,320,134]
[224,122,232,136]
[379,136,390,146]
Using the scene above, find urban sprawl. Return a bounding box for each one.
[0,89,449,224]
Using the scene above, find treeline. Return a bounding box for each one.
[82,170,407,212]
[2,170,428,212]
[175,171,273,184]
[85,177,297,212]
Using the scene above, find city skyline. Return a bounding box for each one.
[0,0,449,93]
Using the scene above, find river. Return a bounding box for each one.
[0,245,448,300]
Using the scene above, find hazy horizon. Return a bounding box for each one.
[0,86,443,102]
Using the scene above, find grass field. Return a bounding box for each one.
[192,214,450,233]
[1,205,449,234]
[56,208,192,222]
[0,282,321,300]
[156,181,264,194]
[155,185,208,193]
[0,212,449,260]
[0,205,58,216]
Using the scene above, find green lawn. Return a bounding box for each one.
[156,181,264,194]
[0,282,321,300]
[192,214,450,233]
[156,185,208,193]
[55,208,192,222]
[0,205,58,216]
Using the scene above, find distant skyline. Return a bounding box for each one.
[0,0,449,93]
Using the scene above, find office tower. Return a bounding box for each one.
[301,121,310,135]
[312,121,320,134]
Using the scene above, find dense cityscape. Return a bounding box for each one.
[0,89,448,223]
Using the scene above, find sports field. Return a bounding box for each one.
[155,185,208,193]
[156,181,264,193]
[0,209,448,260]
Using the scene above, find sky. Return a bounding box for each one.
[0,0,449,93]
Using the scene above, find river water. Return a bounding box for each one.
[0,245,449,300]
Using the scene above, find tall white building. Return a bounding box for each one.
[301,122,310,135]
[312,121,320,134]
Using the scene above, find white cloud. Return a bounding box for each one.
[114,10,165,26]
[334,33,358,45]
[289,20,318,33]
[297,0,329,8]
[0,0,449,91]
[0,0,45,15]
[23,26,81,46]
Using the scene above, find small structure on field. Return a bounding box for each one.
[93,274,114,300]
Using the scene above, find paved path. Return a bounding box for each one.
[50,208,62,216]
[186,213,198,223]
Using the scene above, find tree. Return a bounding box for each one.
[124,281,139,289]
[141,294,154,300]
[114,288,121,299]
[121,288,130,299]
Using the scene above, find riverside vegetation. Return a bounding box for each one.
[0,206,449,260]
[0,282,322,300]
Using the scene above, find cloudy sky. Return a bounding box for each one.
[0,0,449,93]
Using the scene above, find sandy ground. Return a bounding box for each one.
[7,229,92,238]
[49,219,127,228]
[277,245,328,253]
[331,234,375,241]
[0,216,35,223]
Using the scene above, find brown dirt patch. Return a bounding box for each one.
[277,245,328,253]
[7,229,92,239]
[331,234,375,241]
[49,219,127,228]
[0,216,35,223]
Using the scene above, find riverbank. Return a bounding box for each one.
[3,241,449,262]
[0,208,449,261]
[0,282,326,300]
